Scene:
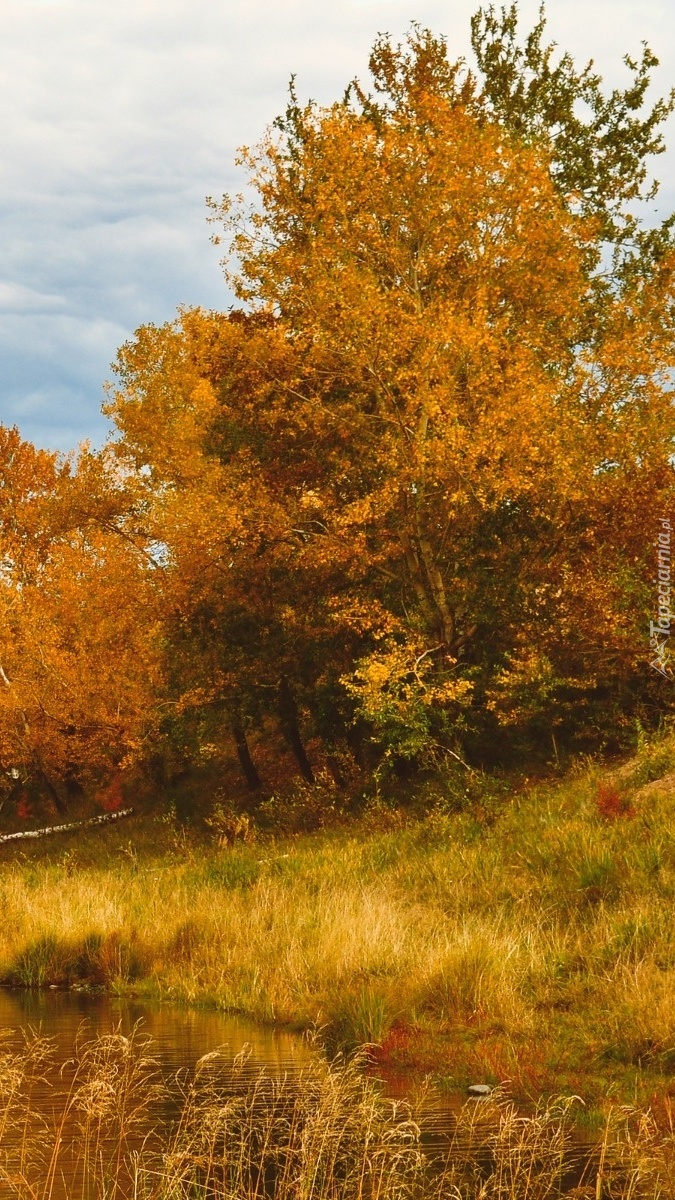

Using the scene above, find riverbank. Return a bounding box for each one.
[3,732,675,1113]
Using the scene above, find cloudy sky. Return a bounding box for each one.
[1,0,674,451]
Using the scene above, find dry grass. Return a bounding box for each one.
[1,1024,675,1198]
[5,732,675,1102]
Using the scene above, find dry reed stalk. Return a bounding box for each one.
[1,1027,675,1197]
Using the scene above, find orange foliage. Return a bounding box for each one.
[0,431,164,806]
[3,23,675,799]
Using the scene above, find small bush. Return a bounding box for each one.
[330,986,393,1047]
[6,933,63,987]
[258,772,343,833]
[596,782,634,821]
[205,797,255,847]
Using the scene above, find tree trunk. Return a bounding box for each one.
[278,677,315,783]
[64,772,84,799]
[37,768,67,814]
[63,725,85,800]
[325,754,346,788]
[230,716,263,791]
[0,808,134,844]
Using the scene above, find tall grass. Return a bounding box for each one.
[5,733,675,1101]
[2,1024,675,1198]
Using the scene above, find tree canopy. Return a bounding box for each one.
[2,5,675,809]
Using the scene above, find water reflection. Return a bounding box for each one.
[0,990,604,1198]
[0,987,311,1079]
[0,987,317,1199]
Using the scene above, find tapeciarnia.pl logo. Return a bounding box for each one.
[650,517,673,680]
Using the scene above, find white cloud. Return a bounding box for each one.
[0,282,65,312]
[0,0,673,449]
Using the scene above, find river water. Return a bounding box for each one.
[0,987,319,1197]
[0,985,313,1080]
[0,988,600,1198]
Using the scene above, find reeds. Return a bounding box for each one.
[1,1026,675,1198]
[0,1023,164,1198]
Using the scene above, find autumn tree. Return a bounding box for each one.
[107,309,393,788]
[203,18,675,755]
[471,3,675,275]
[0,428,163,812]
[105,8,675,782]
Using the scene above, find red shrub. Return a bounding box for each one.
[98,774,124,812]
[16,793,31,821]
[596,782,634,821]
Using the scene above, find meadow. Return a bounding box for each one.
[2,730,675,1122]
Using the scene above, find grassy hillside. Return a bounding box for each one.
[3,730,675,1112]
